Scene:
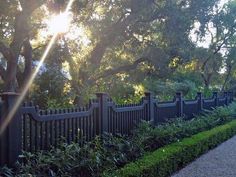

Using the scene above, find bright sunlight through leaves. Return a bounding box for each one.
[41,10,90,46]
[46,12,72,34]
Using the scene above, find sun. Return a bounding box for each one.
[40,11,90,46]
[46,12,73,35]
[37,7,91,47]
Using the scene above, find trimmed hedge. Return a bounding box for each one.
[104,120,236,177]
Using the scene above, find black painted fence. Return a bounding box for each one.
[0,91,234,166]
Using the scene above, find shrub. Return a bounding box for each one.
[14,135,142,177]
[132,103,236,151]
[0,166,14,177]
[105,120,236,177]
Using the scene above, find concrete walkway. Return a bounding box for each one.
[172,135,236,177]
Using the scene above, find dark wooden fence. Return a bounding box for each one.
[0,91,234,166]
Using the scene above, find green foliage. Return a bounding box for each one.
[0,165,14,177]
[100,80,143,104]
[132,103,236,151]
[13,134,143,177]
[107,120,236,177]
[143,78,207,100]
[46,97,73,109]
[29,64,72,108]
[2,103,236,176]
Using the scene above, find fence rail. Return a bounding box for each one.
[0,91,234,166]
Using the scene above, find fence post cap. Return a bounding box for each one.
[0,92,20,101]
[196,92,202,99]
[96,92,108,96]
[0,92,20,96]
[175,92,182,96]
[144,92,153,96]
[212,91,218,97]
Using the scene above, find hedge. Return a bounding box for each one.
[104,119,236,177]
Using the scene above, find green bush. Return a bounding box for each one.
[105,120,236,177]
[0,165,14,177]
[133,103,236,151]
[13,135,143,177]
[2,103,236,177]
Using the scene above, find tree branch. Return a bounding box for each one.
[10,0,45,55]
[19,0,45,14]
[88,13,137,66]
[91,57,149,82]
[201,23,236,72]
[61,37,83,94]
[22,40,32,76]
[221,65,232,91]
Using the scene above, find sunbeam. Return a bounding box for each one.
[0,0,75,135]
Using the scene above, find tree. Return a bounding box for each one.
[0,0,230,104]
[190,0,236,88]
[0,0,46,91]
[61,0,222,100]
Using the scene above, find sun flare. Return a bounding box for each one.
[46,12,72,34]
[40,11,91,46]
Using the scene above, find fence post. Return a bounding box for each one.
[224,92,229,106]
[144,92,154,124]
[196,92,203,112]
[176,92,183,117]
[96,93,108,134]
[0,92,21,166]
[213,92,218,107]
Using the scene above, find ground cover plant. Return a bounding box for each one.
[108,119,236,177]
[1,103,236,177]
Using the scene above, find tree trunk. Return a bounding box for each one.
[201,72,212,89]
[5,54,18,92]
[221,65,232,91]
[2,0,44,92]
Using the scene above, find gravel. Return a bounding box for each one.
[171,135,236,177]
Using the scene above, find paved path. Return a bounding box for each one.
[172,135,236,177]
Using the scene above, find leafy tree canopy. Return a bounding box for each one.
[0,0,236,105]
